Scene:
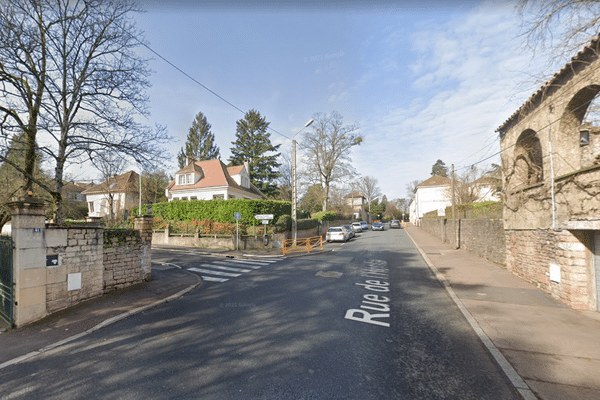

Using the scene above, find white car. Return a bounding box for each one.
[351,222,363,233]
[326,227,348,242]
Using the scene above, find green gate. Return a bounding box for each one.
[0,235,13,326]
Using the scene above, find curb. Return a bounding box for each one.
[0,270,202,371]
[404,228,538,400]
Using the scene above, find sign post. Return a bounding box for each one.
[234,212,242,250]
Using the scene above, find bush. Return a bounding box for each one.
[134,199,291,225]
[312,210,337,221]
[297,218,319,230]
[274,215,292,232]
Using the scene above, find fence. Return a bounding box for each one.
[0,236,13,326]
[282,236,323,256]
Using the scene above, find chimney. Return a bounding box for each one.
[244,160,250,173]
[186,156,195,166]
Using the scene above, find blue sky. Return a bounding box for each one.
[125,0,543,201]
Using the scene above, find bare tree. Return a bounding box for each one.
[300,111,362,211]
[405,180,422,203]
[355,176,382,216]
[91,151,126,222]
[0,1,48,194]
[519,0,600,72]
[0,0,169,222]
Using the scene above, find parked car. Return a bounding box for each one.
[351,222,363,233]
[390,219,401,229]
[360,221,368,231]
[372,222,384,231]
[326,227,348,242]
[343,225,355,239]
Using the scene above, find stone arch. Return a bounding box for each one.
[513,129,543,187]
[561,85,600,130]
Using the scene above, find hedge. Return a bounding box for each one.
[133,199,291,225]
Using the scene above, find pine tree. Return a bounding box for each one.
[177,112,220,168]
[431,159,448,177]
[228,109,281,196]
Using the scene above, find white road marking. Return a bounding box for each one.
[213,260,262,269]
[188,268,241,277]
[200,264,251,273]
[201,276,229,282]
[221,259,273,266]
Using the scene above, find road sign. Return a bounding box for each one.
[262,220,269,225]
[234,212,242,220]
[255,214,274,220]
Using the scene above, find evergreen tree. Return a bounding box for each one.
[228,109,281,196]
[431,159,449,177]
[178,112,220,169]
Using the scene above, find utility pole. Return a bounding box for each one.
[451,164,458,249]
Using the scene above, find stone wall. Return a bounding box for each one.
[103,229,151,292]
[506,229,594,310]
[420,218,505,265]
[9,196,154,327]
[45,226,104,313]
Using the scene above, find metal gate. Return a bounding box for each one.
[0,235,13,326]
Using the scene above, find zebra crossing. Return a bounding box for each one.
[188,257,279,283]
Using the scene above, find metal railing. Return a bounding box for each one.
[282,236,323,256]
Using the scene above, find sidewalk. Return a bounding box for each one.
[0,266,200,368]
[404,224,600,400]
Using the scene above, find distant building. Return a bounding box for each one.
[82,171,139,218]
[345,191,368,221]
[409,175,452,225]
[165,159,265,201]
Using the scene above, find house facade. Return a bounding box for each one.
[409,175,452,225]
[345,192,368,221]
[497,36,600,311]
[165,159,265,201]
[82,171,140,219]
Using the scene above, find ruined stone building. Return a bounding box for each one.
[498,37,600,311]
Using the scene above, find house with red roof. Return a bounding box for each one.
[165,159,266,201]
[82,171,140,218]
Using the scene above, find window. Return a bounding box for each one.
[187,174,192,184]
[190,196,197,201]
[88,202,94,213]
[213,194,224,200]
[229,195,235,199]
[178,175,186,185]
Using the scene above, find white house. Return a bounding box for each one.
[409,175,452,225]
[165,159,265,201]
[82,170,140,218]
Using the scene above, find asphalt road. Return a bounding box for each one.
[0,228,520,399]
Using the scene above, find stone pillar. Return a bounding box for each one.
[134,215,153,280]
[8,197,47,327]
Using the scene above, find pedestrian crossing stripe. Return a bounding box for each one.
[213,260,262,269]
[225,259,275,266]
[201,276,229,282]
[188,268,241,277]
[200,263,251,273]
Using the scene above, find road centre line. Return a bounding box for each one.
[188,268,241,277]
[200,264,251,273]
[213,261,262,269]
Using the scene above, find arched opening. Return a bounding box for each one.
[562,85,600,129]
[514,129,543,187]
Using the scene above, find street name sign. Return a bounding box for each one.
[254,214,274,220]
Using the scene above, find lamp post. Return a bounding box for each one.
[292,118,314,243]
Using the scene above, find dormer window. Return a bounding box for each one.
[178,173,194,185]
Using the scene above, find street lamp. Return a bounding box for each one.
[292,118,314,243]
